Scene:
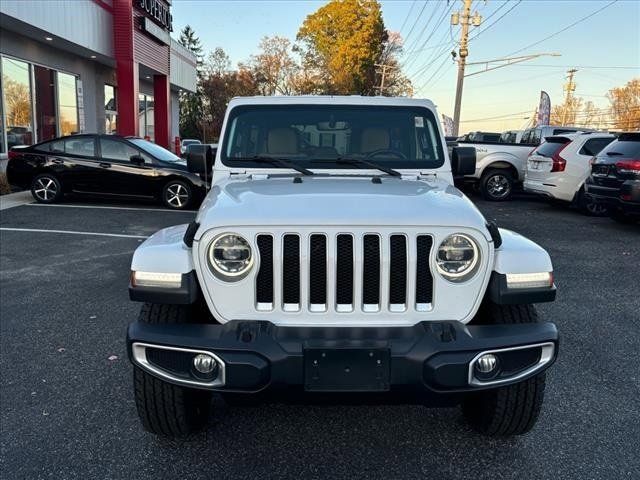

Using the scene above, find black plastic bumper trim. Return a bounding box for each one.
[127,319,558,394]
[129,271,199,304]
[488,272,556,305]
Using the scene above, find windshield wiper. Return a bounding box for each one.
[316,157,401,177]
[606,151,624,156]
[240,155,314,175]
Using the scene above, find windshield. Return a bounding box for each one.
[221,105,446,170]
[129,138,182,162]
[183,140,200,146]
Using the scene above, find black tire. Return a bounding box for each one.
[133,303,212,436]
[162,180,192,210]
[480,169,514,201]
[30,173,63,204]
[577,188,608,217]
[462,302,546,436]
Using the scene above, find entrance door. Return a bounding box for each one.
[34,66,57,142]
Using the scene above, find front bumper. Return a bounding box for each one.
[127,320,558,394]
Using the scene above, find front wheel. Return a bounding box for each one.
[462,302,546,436]
[31,173,63,204]
[162,180,192,210]
[133,303,212,436]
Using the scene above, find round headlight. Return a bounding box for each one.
[436,234,480,282]
[208,234,253,280]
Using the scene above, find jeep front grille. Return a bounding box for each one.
[255,232,434,314]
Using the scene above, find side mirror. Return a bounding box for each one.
[451,146,476,176]
[130,155,145,166]
[186,145,214,174]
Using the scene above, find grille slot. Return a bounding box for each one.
[389,235,407,310]
[416,235,434,310]
[256,235,274,309]
[362,235,381,311]
[309,234,327,311]
[335,234,354,310]
[282,234,300,310]
[253,231,437,315]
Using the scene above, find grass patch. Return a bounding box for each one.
[0,172,12,195]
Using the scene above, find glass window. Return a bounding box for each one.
[57,72,78,136]
[221,105,445,170]
[65,136,95,156]
[533,139,569,157]
[129,138,181,163]
[2,57,34,149]
[138,94,154,141]
[597,138,640,159]
[580,138,614,156]
[105,85,117,134]
[100,137,140,162]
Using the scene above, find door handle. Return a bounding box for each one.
[51,158,64,164]
[99,162,111,168]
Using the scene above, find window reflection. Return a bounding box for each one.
[2,57,34,148]
[57,72,78,136]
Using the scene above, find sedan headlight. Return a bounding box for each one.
[436,234,480,282]
[208,234,253,281]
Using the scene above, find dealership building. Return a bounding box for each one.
[0,0,197,158]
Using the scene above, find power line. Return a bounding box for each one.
[460,110,531,123]
[506,0,619,56]
[403,1,452,71]
[398,0,418,36]
[402,1,430,46]
[469,0,522,41]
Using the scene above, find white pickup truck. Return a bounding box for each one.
[459,125,591,201]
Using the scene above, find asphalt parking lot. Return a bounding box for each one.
[1,194,639,480]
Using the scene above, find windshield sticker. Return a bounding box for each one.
[414,117,424,128]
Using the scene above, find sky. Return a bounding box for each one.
[172,0,640,133]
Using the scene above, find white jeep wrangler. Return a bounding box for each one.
[127,96,558,437]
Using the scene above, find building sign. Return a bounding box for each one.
[140,17,171,45]
[134,0,172,32]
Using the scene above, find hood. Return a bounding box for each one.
[195,175,488,233]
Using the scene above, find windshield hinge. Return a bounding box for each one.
[401,174,420,181]
[419,172,438,179]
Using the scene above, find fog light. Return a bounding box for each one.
[193,353,217,374]
[475,353,498,374]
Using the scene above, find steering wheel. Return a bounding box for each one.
[365,148,407,160]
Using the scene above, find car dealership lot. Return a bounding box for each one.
[1,196,638,480]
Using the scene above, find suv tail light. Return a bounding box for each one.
[550,143,570,172]
[7,149,20,160]
[616,160,640,176]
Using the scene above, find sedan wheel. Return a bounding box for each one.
[31,174,62,203]
[163,181,191,209]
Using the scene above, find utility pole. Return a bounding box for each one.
[451,0,482,136]
[561,68,578,126]
[374,63,395,95]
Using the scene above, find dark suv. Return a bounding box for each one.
[585,133,640,223]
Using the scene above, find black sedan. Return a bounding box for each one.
[585,132,640,223]
[6,134,208,209]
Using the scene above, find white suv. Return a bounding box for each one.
[524,132,614,213]
[126,96,558,438]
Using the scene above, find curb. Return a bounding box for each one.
[0,190,33,211]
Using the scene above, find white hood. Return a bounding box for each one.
[195,175,489,237]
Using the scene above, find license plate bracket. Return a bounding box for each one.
[304,348,390,392]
